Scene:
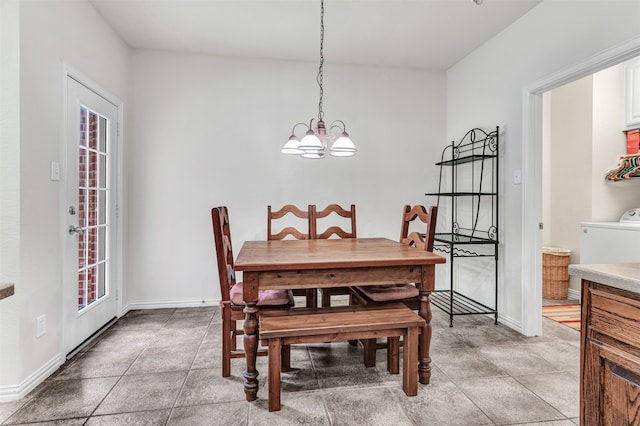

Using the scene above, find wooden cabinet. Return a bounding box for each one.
[625,57,640,129]
[581,280,640,425]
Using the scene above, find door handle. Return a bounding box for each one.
[68,225,83,235]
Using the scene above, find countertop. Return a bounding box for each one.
[568,263,640,294]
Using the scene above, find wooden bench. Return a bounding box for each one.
[259,303,426,412]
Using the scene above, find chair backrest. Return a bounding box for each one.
[399,205,438,251]
[310,204,357,239]
[211,206,235,302]
[267,204,311,240]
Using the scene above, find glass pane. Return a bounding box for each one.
[99,190,107,224]
[78,270,86,309]
[79,107,87,147]
[99,116,107,152]
[87,226,97,269]
[97,262,106,298]
[78,187,86,228]
[99,154,107,189]
[89,112,97,149]
[98,226,106,262]
[78,231,86,269]
[89,150,98,189]
[87,265,96,305]
[78,147,87,186]
[88,189,97,228]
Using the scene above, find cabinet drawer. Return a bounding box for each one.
[589,285,640,349]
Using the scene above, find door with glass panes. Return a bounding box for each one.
[63,77,119,354]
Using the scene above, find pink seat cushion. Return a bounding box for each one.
[356,284,419,302]
[230,281,291,306]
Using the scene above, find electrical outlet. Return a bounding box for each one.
[36,314,46,337]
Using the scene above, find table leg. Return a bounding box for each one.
[418,289,432,385]
[243,272,260,401]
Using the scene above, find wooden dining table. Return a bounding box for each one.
[234,237,446,402]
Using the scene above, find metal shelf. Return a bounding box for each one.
[431,290,497,327]
[425,192,496,197]
[434,233,498,245]
[435,154,497,166]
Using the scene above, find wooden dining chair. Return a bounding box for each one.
[310,203,357,307]
[267,204,311,241]
[267,204,317,307]
[212,206,294,377]
[350,204,438,372]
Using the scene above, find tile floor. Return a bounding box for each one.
[0,299,581,425]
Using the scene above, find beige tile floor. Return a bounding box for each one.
[0,297,580,425]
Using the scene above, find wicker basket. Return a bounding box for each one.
[542,247,571,299]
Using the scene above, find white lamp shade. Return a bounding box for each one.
[330,135,356,157]
[300,151,325,159]
[298,132,323,151]
[281,136,303,154]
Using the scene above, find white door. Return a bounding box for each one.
[63,77,119,354]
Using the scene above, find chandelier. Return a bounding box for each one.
[281,0,356,159]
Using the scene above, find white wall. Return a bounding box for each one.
[126,50,446,306]
[447,0,640,332]
[546,76,593,293]
[0,0,22,396]
[0,0,129,399]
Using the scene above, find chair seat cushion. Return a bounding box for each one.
[355,284,419,302]
[230,281,291,306]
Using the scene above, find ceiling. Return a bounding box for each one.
[89,0,542,70]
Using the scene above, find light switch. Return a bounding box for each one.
[50,162,60,181]
[513,169,522,185]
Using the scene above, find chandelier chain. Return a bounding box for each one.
[317,0,324,121]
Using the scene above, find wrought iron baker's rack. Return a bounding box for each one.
[425,127,499,326]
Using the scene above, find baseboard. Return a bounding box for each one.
[122,297,218,314]
[567,288,581,301]
[496,312,523,334]
[0,353,65,403]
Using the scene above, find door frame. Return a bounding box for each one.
[521,35,640,336]
[60,63,124,354]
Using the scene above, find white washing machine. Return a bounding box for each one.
[581,208,640,264]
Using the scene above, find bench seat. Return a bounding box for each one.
[259,303,426,411]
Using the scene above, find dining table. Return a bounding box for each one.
[234,237,446,402]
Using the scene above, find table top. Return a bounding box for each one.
[235,237,446,272]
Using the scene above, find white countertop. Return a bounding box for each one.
[568,263,640,294]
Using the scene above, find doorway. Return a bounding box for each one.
[540,61,640,331]
[521,38,640,336]
[62,75,120,355]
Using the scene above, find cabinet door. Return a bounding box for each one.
[583,337,640,425]
[625,57,640,129]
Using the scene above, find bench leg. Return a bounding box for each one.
[281,344,291,372]
[363,338,377,367]
[387,336,400,375]
[268,338,282,412]
[402,327,418,397]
